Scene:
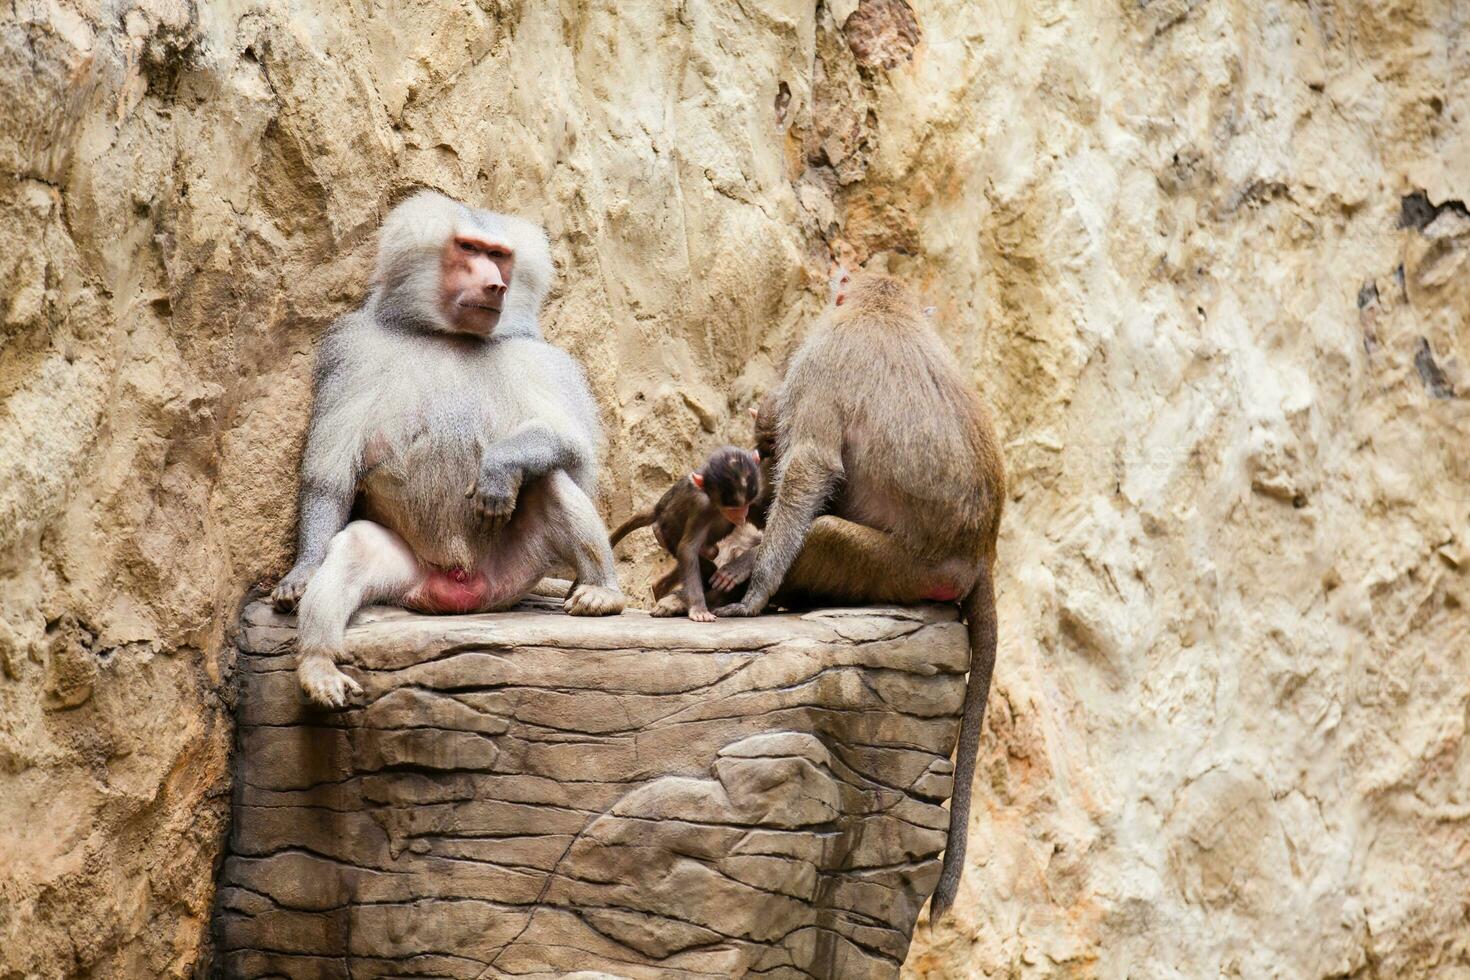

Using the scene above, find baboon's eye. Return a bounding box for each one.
[458,240,478,254]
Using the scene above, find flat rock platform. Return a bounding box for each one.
[215,596,968,979]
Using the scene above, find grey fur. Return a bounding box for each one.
[274,190,624,706]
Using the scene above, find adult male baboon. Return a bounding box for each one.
[273,190,624,708]
[715,268,1005,919]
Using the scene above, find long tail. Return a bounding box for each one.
[608,509,656,550]
[930,560,997,920]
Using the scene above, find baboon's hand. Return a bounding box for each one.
[272,562,317,611]
[714,596,766,618]
[467,462,523,529]
[710,549,756,593]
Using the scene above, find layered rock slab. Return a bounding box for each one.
[215,599,967,979]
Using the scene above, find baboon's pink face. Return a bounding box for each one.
[440,233,515,335]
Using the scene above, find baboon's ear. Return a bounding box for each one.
[751,450,761,463]
[690,472,705,490]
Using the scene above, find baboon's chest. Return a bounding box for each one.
[357,404,491,567]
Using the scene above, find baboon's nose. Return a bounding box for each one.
[720,505,750,526]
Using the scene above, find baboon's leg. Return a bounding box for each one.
[658,557,727,616]
[716,444,838,615]
[296,520,424,708]
[541,471,626,616]
[774,516,974,607]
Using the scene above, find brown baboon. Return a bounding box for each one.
[714,267,1005,919]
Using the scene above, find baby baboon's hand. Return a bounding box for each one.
[711,549,756,593]
[272,562,317,611]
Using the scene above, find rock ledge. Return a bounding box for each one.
[215,598,967,979]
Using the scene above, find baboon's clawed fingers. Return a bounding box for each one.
[466,465,522,523]
[478,507,514,535]
[711,549,756,592]
[298,654,363,709]
[713,600,762,618]
[272,562,319,611]
[271,574,307,612]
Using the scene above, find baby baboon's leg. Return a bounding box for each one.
[700,556,743,608]
[651,590,689,618]
[542,471,626,616]
[678,536,717,622]
[652,566,680,600]
[654,557,724,617]
[774,516,971,607]
[296,520,424,708]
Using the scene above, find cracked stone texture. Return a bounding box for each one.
[216,598,967,979]
[3,1,1469,978]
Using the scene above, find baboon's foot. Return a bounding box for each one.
[651,592,688,618]
[298,652,362,708]
[565,584,625,616]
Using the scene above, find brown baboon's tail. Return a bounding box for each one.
[930,560,997,920]
[609,509,656,550]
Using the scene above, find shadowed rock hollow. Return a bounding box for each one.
[216,598,968,979]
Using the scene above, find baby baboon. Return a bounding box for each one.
[272,190,625,708]
[714,268,1005,920]
[609,446,762,622]
[707,398,778,595]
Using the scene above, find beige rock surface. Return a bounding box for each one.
[217,598,967,979]
[2,0,1468,978]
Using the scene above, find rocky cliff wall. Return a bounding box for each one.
[1,1,1467,977]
